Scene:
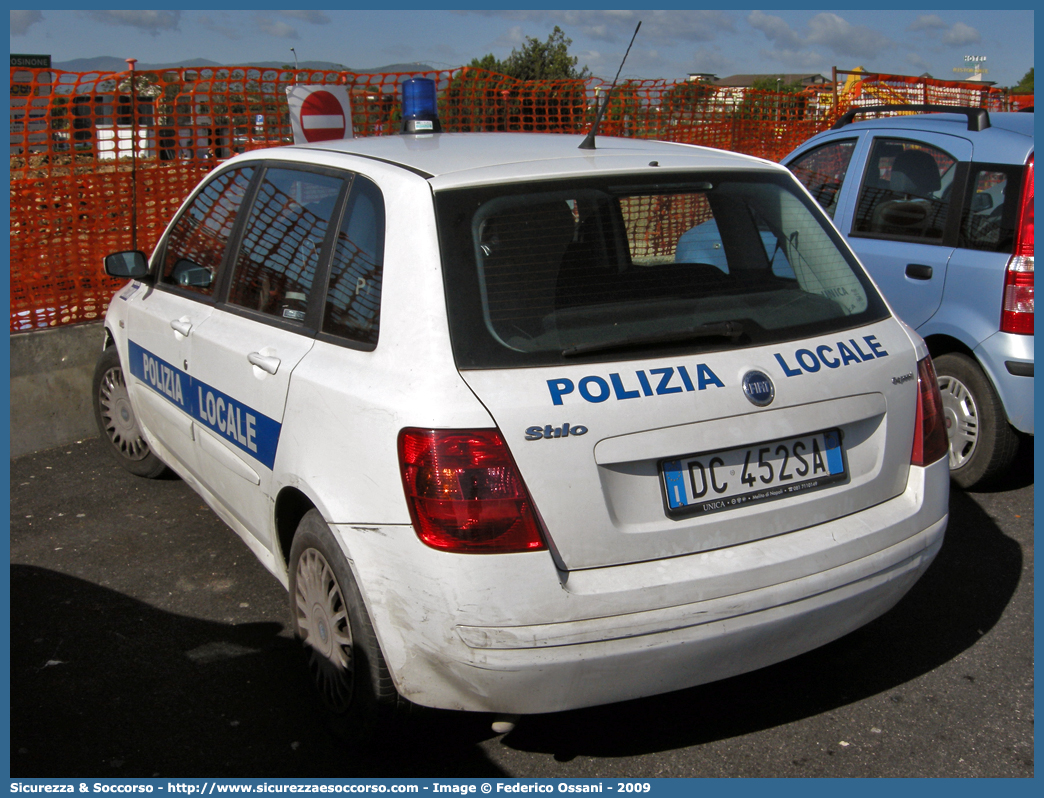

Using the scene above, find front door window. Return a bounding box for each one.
[160,166,255,295]
[852,139,956,242]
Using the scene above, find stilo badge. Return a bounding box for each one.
[286,85,354,144]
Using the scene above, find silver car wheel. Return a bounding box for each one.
[938,372,978,469]
[294,547,354,712]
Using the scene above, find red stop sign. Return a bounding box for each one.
[300,90,346,142]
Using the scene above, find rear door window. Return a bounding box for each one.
[320,174,386,347]
[226,166,344,324]
[958,164,1024,253]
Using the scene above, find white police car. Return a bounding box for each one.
[95,115,950,735]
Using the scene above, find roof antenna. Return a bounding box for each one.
[579,21,641,150]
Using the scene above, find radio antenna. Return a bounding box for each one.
[579,21,641,150]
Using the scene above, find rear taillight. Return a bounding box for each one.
[1001,155,1033,335]
[398,428,547,553]
[912,356,948,467]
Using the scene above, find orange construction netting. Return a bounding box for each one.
[9,65,1030,331]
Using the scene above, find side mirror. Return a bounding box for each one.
[104,251,151,280]
[171,259,214,288]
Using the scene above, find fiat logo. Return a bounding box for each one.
[742,370,775,407]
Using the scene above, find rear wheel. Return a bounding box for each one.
[934,352,1018,489]
[289,510,405,742]
[92,345,169,478]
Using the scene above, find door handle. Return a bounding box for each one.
[905,264,933,280]
[248,352,281,375]
[170,319,192,337]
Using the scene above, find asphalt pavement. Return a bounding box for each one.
[8,435,1034,778]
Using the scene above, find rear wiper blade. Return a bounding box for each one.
[561,321,745,357]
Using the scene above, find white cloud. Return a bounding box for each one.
[805,13,894,60]
[747,11,892,66]
[256,18,299,40]
[748,11,803,50]
[198,14,242,41]
[943,23,981,47]
[905,52,933,73]
[908,16,981,48]
[458,9,728,47]
[760,48,829,73]
[279,11,330,26]
[10,10,43,36]
[575,49,608,75]
[492,25,527,50]
[85,10,181,35]
[629,10,733,46]
[689,45,732,76]
[909,15,947,33]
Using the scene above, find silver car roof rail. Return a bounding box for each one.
[831,104,991,132]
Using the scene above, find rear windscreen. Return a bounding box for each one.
[435,171,889,368]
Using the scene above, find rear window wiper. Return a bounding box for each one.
[561,320,745,357]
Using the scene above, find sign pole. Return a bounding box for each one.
[126,58,138,251]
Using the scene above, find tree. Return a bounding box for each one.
[749,75,805,94]
[449,27,589,133]
[655,80,718,142]
[470,26,589,81]
[468,53,505,74]
[1012,68,1033,94]
[736,76,808,122]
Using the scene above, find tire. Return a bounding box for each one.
[289,510,406,742]
[92,345,169,479]
[934,352,1019,490]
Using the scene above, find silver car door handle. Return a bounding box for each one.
[905,263,933,280]
[248,352,281,375]
[170,319,192,336]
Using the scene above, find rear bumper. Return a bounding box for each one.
[976,330,1034,434]
[334,457,948,714]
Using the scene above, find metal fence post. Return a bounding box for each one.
[126,57,137,251]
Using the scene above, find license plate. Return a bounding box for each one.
[661,429,846,517]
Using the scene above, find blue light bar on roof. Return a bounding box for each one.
[401,77,442,134]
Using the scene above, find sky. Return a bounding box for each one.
[8,7,1036,89]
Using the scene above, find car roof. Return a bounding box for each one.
[787,111,1033,165]
[231,132,786,190]
[840,110,1033,138]
[987,112,1035,137]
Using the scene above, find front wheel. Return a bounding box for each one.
[934,352,1018,489]
[289,510,405,742]
[92,345,169,478]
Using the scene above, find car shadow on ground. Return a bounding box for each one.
[9,564,505,778]
[975,433,1035,492]
[10,437,1030,774]
[499,473,1026,761]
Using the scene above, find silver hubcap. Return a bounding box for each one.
[938,374,978,469]
[294,548,353,711]
[98,365,151,461]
